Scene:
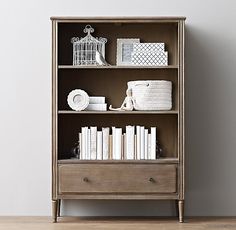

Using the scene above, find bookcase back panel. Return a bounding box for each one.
[58,114,178,159]
[58,22,178,65]
[58,69,178,110]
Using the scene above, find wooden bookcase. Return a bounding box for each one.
[51,17,185,222]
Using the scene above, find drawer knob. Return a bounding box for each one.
[83,177,89,182]
[149,177,155,183]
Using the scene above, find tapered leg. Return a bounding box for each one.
[52,200,58,223]
[178,200,184,223]
[57,199,61,217]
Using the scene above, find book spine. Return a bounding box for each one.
[121,134,124,160]
[126,126,135,160]
[151,127,156,160]
[136,126,141,160]
[79,132,82,159]
[109,135,112,159]
[123,133,126,160]
[140,126,145,159]
[102,127,109,160]
[115,128,122,160]
[144,129,148,160]
[97,131,103,160]
[112,127,116,160]
[87,128,91,160]
[90,126,97,160]
[81,127,87,160]
[148,133,151,160]
[134,134,137,160]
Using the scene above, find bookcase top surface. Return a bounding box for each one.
[50,16,186,21]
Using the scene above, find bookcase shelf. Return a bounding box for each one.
[58,65,179,69]
[58,158,179,164]
[51,17,185,223]
[58,110,179,114]
[58,68,179,111]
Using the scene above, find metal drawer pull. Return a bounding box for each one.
[149,177,155,183]
[83,177,89,182]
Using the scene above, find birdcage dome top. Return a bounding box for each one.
[71,25,107,44]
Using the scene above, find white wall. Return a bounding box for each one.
[0,0,236,216]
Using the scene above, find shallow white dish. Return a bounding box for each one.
[67,89,89,111]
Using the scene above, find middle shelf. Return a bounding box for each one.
[58,68,179,111]
[58,110,178,114]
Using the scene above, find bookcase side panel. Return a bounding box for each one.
[52,19,58,200]
[178,20,185,200]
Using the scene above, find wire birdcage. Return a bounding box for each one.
[71,25,107,66]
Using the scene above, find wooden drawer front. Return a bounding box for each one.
[58,164,177,194]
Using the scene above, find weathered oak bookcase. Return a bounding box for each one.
[51,16,185,222]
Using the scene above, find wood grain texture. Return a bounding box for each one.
[1,217,236,229]
[58,164,177,194]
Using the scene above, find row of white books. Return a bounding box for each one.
[78,126,157,160]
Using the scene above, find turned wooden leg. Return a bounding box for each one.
[178,200,184,223]
[57,199,61,217]
[52,200,58,223]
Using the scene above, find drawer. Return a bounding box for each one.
[58,164,177,194]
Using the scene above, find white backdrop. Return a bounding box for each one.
[0,0,236,216]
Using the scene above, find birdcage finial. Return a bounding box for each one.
[83,25,94,35]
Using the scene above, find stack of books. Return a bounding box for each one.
[78,126,158,160]
[85,96,107,111]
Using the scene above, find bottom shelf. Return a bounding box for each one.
[58,158,179,164]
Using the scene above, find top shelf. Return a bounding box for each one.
[58,65,179,69]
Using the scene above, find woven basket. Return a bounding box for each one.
[127,80,172,110]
